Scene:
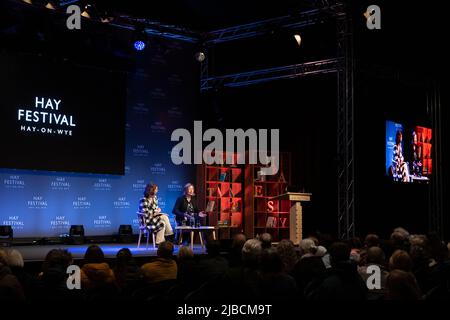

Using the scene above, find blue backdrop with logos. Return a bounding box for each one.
[0,40,197,238]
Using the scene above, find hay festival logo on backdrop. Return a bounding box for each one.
[17,97,76,136]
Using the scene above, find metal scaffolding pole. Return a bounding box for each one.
[200,58,339,90]
[204,9,322,45]
[336,6,354,239]
[429,81,444,239]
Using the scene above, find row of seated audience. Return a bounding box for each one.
[1,227,450,301]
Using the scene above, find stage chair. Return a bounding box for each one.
[137,212,156,249]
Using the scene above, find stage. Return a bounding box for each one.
[11,243,207,262]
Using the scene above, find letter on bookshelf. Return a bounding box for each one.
[267,200,274,212]
[255,185,263,197]
[266,216,277,228]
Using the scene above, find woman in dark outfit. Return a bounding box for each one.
[172,183,206,242]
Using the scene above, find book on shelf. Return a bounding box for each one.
[266,216,277,228]
[218,220,229,227]
[219,172,227,182]
[206,200,215,213]
[230,201,240,212]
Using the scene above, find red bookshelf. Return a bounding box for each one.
[244,152,291,242]
[415,126,433,176]
[197,152,244,239]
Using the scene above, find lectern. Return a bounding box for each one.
[271,192,311,245]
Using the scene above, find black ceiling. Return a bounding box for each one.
[82,0,318,31]
[1,0,447,79]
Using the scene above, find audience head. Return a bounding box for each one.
[389,250,413,272]
[391,227,410,245]
[300,238,318,256]
[116,248,133,264]
[232,233,247,251]
[276,239,297,272]
[386,269,421,300]
[205,240,221,257]
[157,241,174,259]
[307,236,319,246]
[409,234,427,247]
[393,227,410,239]
[6,249,24,268]
[0,249,7,267]
[242,239,262,268]
[84,245,105,264]
[43,249,73,274]
[260,248,283,274]
[258,233,272,250]
[409,234,429,260]
[329,242,351,265]
[366,246,386,265]
[315,246,327,257]
[364,234,380,248]
[177,245,194,260]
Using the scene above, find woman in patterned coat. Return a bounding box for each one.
[392,130,410,182]
[139,183,174,244]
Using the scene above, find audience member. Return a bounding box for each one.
[140,241,177,284]
[385,269,422,300]
[0,249,24,300]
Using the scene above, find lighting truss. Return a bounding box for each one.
[200,1,355,239]
[200,58,339,90]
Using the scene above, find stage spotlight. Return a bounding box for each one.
[294,34,302,47]
[195,51,206,62]
[45,1,56,10]
[22,0,33,4]
[81,4,92,18]
[101,14,114,23]
[134,40,146,51]
[363,8,376,20]
[133,24,148,51]
[69,225,85,244]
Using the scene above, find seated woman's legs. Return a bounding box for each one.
[160,214,174,236]
[155,215,174,244]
